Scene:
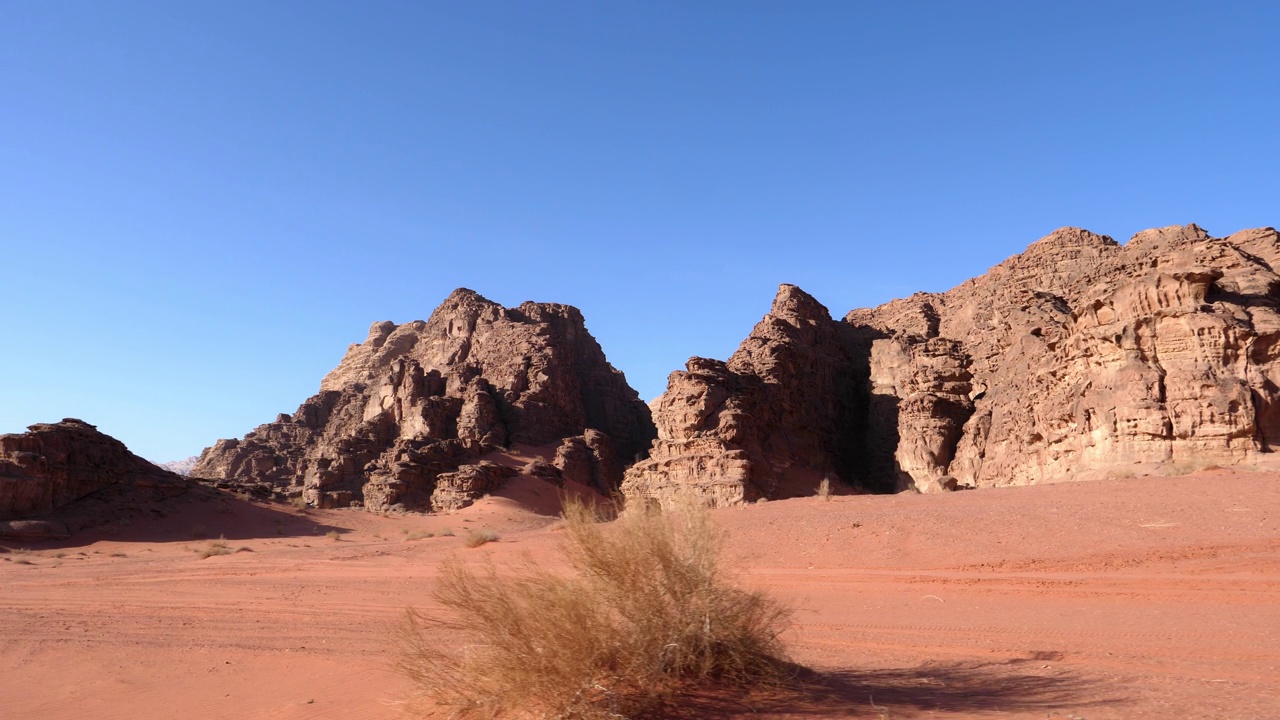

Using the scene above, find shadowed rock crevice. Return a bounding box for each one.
[194,289,655,512]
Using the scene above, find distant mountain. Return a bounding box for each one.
[158,456,199,476]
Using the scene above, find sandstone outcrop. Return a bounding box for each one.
[0,419,182,522]
[854,225,1280,489]
[628,225,1280,505]
[193,289,655,511]
[622,285,868,506]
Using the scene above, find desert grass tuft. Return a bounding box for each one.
[816,477,832,501]
[398,497,794,718]
[462,529,499,548]
[195,536,234,559]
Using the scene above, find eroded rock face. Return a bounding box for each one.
[430,462,519,512]
[622,285,868,506]
[0,419,179,520]
[193,289,655,511]
[858,224,1280,489]
[865,337,974,493]
[630,225,1280,504]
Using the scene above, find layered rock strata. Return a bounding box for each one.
[193,289,655,511]
[0,419,181,520]
[855,224,1280,489]
[627,224,1280,505]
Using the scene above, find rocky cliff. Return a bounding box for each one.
[626,224,1280,505]
[856,224,1280,490]
[0,419,181,520]
[621,285,868,505]
[193,289,655,511]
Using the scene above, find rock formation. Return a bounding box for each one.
[627,224,1280,505]
[0,418,183,523]
[622,285,868,505]
[193,289,655,512]
[858,224,1280,490]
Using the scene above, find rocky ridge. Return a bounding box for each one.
[193,289,655,512]
[1,419,187,537]
[626,224,1280,505]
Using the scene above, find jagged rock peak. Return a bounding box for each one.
[194,289,655,512]
[769,283,833,324]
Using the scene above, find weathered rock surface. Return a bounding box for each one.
[854,224,1280,489]
[628,225,1280,504]
[430,462,519,512]
[193,289,655,511]
[622,285,868,506]
[0,419,182,521]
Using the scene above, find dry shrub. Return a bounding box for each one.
[195,536,233,559]
[817,478,832,501]
[398,497,793,718]
[463,529,499,548]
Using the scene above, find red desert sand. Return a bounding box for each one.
[2,468,1277,719]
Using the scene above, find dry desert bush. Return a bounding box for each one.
[195,537,233,559]
[817,477,832,501]
[398,497,794,718]
[463,529,499,548]
[194,536,251,559]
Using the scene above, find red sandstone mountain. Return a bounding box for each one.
[192,289,655,511]
[624,224,1280,505]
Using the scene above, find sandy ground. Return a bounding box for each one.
[2,469,1277,719]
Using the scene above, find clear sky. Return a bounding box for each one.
[2,1,1277,462]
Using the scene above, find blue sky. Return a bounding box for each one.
[2,1,1277,462]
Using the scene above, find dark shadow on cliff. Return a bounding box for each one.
[1,481,347,548]
[839,324,904,495]
[638,656,1120,719]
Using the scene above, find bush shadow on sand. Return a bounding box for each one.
[643,654,1122,719]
